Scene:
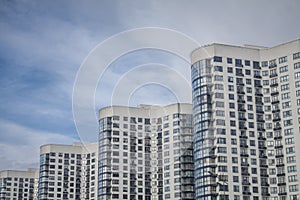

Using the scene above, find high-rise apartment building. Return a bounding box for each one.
[0,168,39,200]
[191,39,300,200]
[38,142,98,200]
[98,103,194,200]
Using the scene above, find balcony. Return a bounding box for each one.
[277,173,285,177]
[257,127,266,131]
[273,117,281,122]
[269,73,278,78]
[255,92,263,97]
[240,144,249,148]
[260,173,269,177]
[256,109,264,114]
[240,153,249,157]
[242,191,251,195]
[269,64,277,69]
[271,100,280,104]
[241,162,250,167]
[258,145,267,150]
[237,99,246,103]
[277,182,286,186]
[239,126,247,130]
[276,163,285,168]
[237,89,245,94]
[238,117,247,121]
[278,192,287,196]
[275,154,284,158]
[271,91,279,96]
[254,75,262,79]
[260,164,268,168]
[261,182,269,187]
[259,154,267,159]
[272,108,280,113]
[275,145,283,149]
[239,135,248,139]
[274,135,282,140]
[257,136,266,140]
[273,126,282,131]
[242,181,251,185]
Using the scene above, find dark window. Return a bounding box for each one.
[227,58,232,64]
[245,60,250,66]
[214,56,222,62]
[235,59,242,66]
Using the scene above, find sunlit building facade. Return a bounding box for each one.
[0,168,39,200]
[98,103,194,200]
[38,142,98,200]
[191,39,300,200]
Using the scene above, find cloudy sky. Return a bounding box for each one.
[0,0,299,170]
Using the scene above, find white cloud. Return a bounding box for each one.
[0,119,77,170]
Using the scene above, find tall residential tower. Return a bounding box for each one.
[191,39,300,200]
[38,142,98,200]
[98,103,194,200]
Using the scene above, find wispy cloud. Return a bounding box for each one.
[0,119,77,170]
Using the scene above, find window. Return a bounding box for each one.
[236,68,243,75]
[281,84,290,91]
[282,101,291,109]
[295,81,300,88]
[227,67,233,73]
[284,128,293,136]
[281,92,290,100]
[232,166,238,173]
[262,70,268,76]
[283,119,293,126]
[279,65,288,73]
[293,52,300,60]
[235,59,242,66]
[294,62,300,69]
[214,65,223,72]
[269,59,276,67]
[289,185,299,192]
[279,74,288,82]
[215,75,224,81]
[283,110,292,118]
[216,92,224,99]
[227,57,232,64]
[263,80,269,86]
[215,84,224,90]
[216,101,224,108]
[287,165,297,172]
[245,69,251,75]
[261,61,268,67]
[253,61,260,68]
[214,56,222,62]
[245,60,250,66]
[279,56,287,63]
[295,72,300,79]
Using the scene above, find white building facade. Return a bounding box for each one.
[98,103,194,200]
[38,142,98,200]
[191,39,300,200]
[0,168,39,200]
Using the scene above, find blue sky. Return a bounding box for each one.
[0,0,300,170]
